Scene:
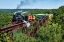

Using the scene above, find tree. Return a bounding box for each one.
[35,23,62,42]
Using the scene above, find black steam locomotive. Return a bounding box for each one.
[12,12,24,24]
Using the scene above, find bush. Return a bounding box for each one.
[13,28,37,42]
[35,23,62,42]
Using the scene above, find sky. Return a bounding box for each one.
[0,0,64,9]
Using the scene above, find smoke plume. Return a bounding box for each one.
[17,0,36,9]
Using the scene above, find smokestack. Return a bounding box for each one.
[16,0,36,9]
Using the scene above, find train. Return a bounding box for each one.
[12,11,53,24]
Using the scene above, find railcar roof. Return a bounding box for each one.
[34,14,46,15]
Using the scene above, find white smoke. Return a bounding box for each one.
[23,20,30,27]
[17,10,22,12]
[21,11,27,15]
[14,10,27,15]
[14,10,22,15]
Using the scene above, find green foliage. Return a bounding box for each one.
[0,32,10,42]
[13,28,37,42]
[35,23,62,42]
[52,6,64,41]
[0,11,13,26]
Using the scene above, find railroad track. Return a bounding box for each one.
[0,23,26,32]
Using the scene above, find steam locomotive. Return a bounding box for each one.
[12,12,24,24]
